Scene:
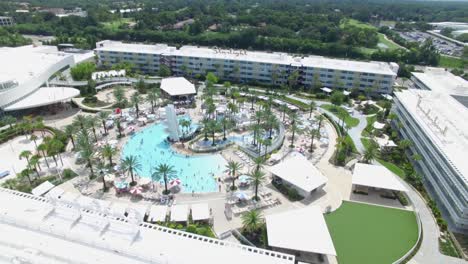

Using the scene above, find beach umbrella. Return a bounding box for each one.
[130,186,143,195]
[115,181,129,190]
[238,175,252,184]
[235,191,249,200]
[169,178,182,187]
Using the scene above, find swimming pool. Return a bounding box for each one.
[122,122,226,193]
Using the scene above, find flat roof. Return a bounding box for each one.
[148,205,167,222]
[266,206,336,256]
[412,68,468,96]
[31,181,55,196]
[95,40,397,76]
[3,87,80,111]
[395,87,468,185]
[160,77,196,96]
[170,204,189,222]
[191,203,210,221]
[0,45,73,88]
[352,163,407,192]
[0,188,295,264]
[268,153,327,193]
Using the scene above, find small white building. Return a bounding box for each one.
[352,163,407,194]
[160,77,196,100]
[266,206,336,262]
[268,153,328,198]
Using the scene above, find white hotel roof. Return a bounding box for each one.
[0,188,295,264]
[268,153,328,193]
[95,40,397,76]
[412,68,468,96]
[352,163,407,192]
[266,206,336,256]
[160,77,196,96]
[395,83,468,184]
[3,87,80,111]
[0,45,72,89]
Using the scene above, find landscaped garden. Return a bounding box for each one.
[320,104,360,128]
[325,201,419,264]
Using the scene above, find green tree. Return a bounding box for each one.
[37,143,50,169]
[121,155,141,186]
[113,86,127,108]
[76,131,95,176]
[19,150,32,172]
[101,144,117,166]
[226,160,243,191]
[64,124,76,149]
[158,64,172,77]
[146,87,160,114]
[1,115,16,129]
[152,163,176,195]
[250,169,266,201]
[70,62,96,81]
[307,128,320,153]
[363,139,379,163]
[206,72,218,86]
[330,91,345,106]
[241,210,264,233]
[97,111,110,135]
[130,92,142,118]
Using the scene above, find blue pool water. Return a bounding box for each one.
[122,123,226,193]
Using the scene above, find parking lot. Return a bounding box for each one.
[398,31,463,57]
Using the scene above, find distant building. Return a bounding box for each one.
[394,68,468,233]
[95,40,399,94]
[0,16,14,27]
[173,19,195,30]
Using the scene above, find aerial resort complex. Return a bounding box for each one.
[0,1,467,262]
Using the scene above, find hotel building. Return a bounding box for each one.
[95,40,398,94]
[394,68,468,233]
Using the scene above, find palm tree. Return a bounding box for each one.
[96,160,108,192]
[288,112,301,147]
[115,119,123,138]
[152,163,176,195]
[2,115,16,129]
[113,86,127,108]
[363,139,379,163]
[131,92,142,118]
[101,144,117,166]
[73,114,87,132]
[76,131,95,176]
[221,117,229,141]
[121,155,142,186]
[307,128,319,153]
[147,88,160,114]
[241,209,264,233]
[85,115,99,142]
[179,118,191,138]
[226,160,243,191]
[37,143,50,168]
[48,139,64,166]
[208,119,219,146]
[308,100,316,118]
[19,168,33,186]
[30,134,38,149]
[249,169,266,201]
[97,111,110,135]
[64,124,76,149]
[263,138,272,157]
[19,150,32,171]
[253,156,266,173]
[29,155,40,178]
[280,105,288,122]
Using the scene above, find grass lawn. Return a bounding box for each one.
[320,104,360,128]
[102,18,134,31]
[377,33,402,51]
[340,18,375,30]
[439,55,467,69]
[325,201,419,264]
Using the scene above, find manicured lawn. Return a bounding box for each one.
[377,33,403,51]
[439,55,466,69]
[340,18,375,30]
[325,201,419,264]
[320,104,360,128]
[102,18,134,31]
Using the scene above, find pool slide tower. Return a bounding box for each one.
[165,104,181,141]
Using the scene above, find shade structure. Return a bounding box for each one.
[268,153,327,194]
[266,206,336,256]
[235,191,250,200]
[45,187,65,199]
[191,203,210,221]
[321,87,332,93]
[160,77,196,97]
[373,121,386,130]
[31,181,55,196]
[149,205,168,222]
[352,163,407,192]
[127,204,149,221]
[169,178,182,187]
[110,202,128,218]
[170,204,189,222]
[3,87,80,111]
[238,175,252,184]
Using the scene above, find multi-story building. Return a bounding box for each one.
[0,16,14,27]
[95,40,398,94]
[394,68,468,233]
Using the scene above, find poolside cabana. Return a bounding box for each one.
[160,77,196,101]
[170,204,189,223]
[31,181,55,196]
[268,153,328,198]
[266,206,336,262]
[127,204,149,221]
[191,203,211,223]
[148,205,168,223]
[352,163,407,196]
[321,87,332,94]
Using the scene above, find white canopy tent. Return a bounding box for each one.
[191,203,210,221]
[160,77,196,97]
[31,181,55,196]
[266,206,336,256]
[170,204,189,222]
[268,153,327,196]
[149,205,168,222]
[321,87,332,94]
[343,90,351,96]
[352,163,407,192]
[373,121,386,130]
